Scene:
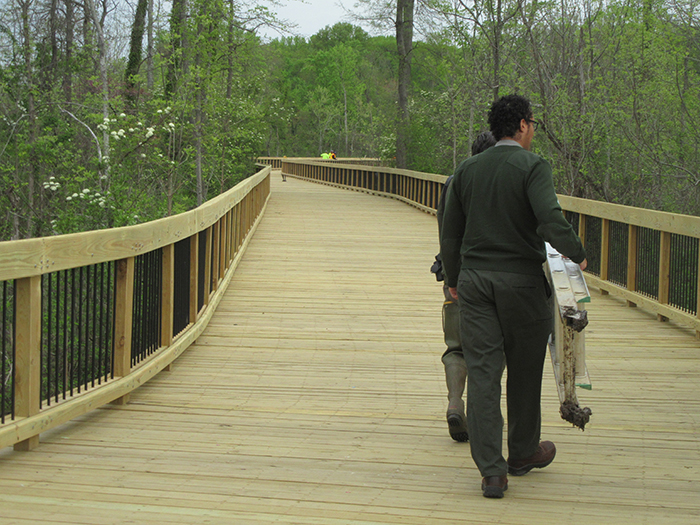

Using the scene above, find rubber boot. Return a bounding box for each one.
[442,351,469,442]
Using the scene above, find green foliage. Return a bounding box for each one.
[0,0,271,241]
[1,0,699,242]
[259,24,397,159]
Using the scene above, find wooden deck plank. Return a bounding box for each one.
[1,173,699,524]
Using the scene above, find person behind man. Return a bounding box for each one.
[440,95,587,499]
[434,131,496,443]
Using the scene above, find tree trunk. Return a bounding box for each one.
[19,0,37,237]
[396,0,414,169]
[195,15,205,206]
[63,0,73,102]
[491,0,504,102]
[82,1,94,73]
[147,0,154,89]
[195,90,204,206]
[125,0,148,108]
[226,0,235,99]
[166,0,188,99]
[343,83,348,154]
[450,93,457,170]
[85,0,110,183]
[49,0,59,89]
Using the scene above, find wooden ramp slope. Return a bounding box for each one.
[1,173,699,524]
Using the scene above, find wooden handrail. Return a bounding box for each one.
[0,167,271,450]
[257,157,386,170]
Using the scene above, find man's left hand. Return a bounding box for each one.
[449,287,458,301]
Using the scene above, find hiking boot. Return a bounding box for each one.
[446,411,469,442]
[507,441,556,476]
[481,475,508,498]
[442,352,468,442]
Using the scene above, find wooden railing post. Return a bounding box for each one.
[14,276,41,451]
[221,215,227,275]
[578,213,587,249]
[658,231,671,322]
[236,203,242,253]
[627,225,638,307]
[212,221,221,291]
[189,235,199,323]
[203,226,212,308]
[113,257,135,405]
[600,218,610,295]
[223,211,231,269]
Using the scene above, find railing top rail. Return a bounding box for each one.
[260,156,379,161]
[0,166,271,281]
[559,195,700,238]
[281,158,448,183]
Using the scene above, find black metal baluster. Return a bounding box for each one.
[68,269,75,399]
[108,261,115,379]
[91,264,98,386]
[147,252,153,356]
[148,252,154,355]
[134,257,140,365]
[45,273,51,405]
[1,281,7,422]
[11,281,15,420]
[97,263,105,384]
[56,271,68,403]
[154,251,159,354]
[51,272,57,403]
[143,253,150,357]
[48,272,61,402]
[77,266,84,392]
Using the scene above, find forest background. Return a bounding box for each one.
[1,0,700,242]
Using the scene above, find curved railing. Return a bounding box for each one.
[558,196,699,333]
[280,158,700,337]
[280,158,444,216]
[257,157,385,170]
[0,167,271,450]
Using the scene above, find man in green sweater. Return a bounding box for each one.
[440,94,587,499]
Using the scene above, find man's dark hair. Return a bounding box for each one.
[487,95,532,141]
[471,131,497,156]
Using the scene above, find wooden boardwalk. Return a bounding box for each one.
[1,173,699,524]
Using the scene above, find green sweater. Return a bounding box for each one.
[440,144,586,288]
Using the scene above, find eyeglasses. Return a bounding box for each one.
[528,119,540,131]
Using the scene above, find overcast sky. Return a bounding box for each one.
[261,0,354,40]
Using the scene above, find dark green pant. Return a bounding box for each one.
[457,269,552,477]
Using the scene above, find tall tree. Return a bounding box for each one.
[396,0,414,168]
[125,0,148,108]
[17,0,37,237]
[166,0,189,99]
[147,0,154,89]
[62,0,74,102]
[84,0,110,185]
